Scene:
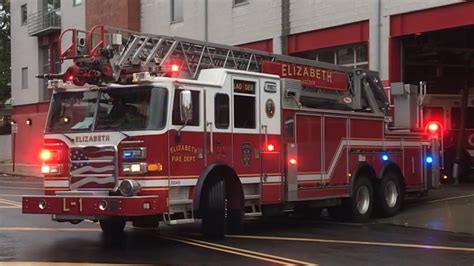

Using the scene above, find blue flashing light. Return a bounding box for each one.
[123,151,134,159]
[426,156,433,164]
[382,154,389,161]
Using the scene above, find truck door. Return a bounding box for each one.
[259,80,283,204]
[205,89,232,166]
[231,77,261,187]
[168,87,206,183]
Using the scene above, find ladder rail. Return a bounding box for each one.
[60,24,358,82]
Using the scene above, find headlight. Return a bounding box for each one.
[122,147,147,160]
[38,199,47,210]
[41,164,61,175]
[123,163,147,174]
[98,200,108,211]
[119,179,141,196]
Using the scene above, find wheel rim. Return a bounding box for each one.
[356,186,370,214]
[385,180,399,208]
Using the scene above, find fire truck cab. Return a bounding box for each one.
[22,25,440,239]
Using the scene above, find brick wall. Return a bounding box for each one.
[86,0,140,31]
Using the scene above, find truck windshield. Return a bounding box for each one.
[46,86,168,133]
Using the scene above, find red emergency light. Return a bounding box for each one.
[426,121,442,135]
[64,65,80,81]
[40,149,52,162]
[267,144,275,152]
[40,149,60,162]
[171,64,179,72]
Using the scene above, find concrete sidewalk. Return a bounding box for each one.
[380,185,474,235]
[0,161,42,178]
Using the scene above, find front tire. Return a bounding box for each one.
[202,179,226,239]
[100,218,126,235]
[375,172,403,217]
[132,216,160,228]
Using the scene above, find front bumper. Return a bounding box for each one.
[22,195,163,217]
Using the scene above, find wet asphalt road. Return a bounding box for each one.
[0,174,474,266]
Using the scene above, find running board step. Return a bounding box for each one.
[167,218,195,225]
[169,199,193,205]
[244,212,262,217]
[244,194,260,200]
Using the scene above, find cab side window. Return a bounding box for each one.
[172,89,200,126]
[215,93,229,129]
[233,79,256,129]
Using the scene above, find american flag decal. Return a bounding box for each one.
[70,146,116,190]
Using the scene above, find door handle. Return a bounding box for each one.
[262,124,268,146]
[207,121,214,153]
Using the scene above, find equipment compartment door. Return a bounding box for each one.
[295,114,323,190]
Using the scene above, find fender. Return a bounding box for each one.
[349,162,376,197]
[379,162,403,180]
[192,163,244,214]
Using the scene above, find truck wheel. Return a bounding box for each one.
[444,149,472,183]
[347,176,374,222]
[100,218,126,234]
[132,216,160,228]
[202,178,226,239]
[226,209,243,234]
[375,172,403,217]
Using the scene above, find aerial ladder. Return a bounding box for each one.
[51,25,390,115]
[56,25,358,83]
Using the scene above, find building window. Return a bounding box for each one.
[21,67,28,90]
[73,0,82,7]
[44,0,61,11]
[171,0,183,22]
[294,43,368,69]
[233,0,248,6]
[21,4,27,26]
[215,94,229,129]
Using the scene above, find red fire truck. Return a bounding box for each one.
[23,26,441,239]
[418,88,474,183]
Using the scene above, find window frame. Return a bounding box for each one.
[232,78,258,131]
[233,0,249,7]
[21,67,28,90]
[170,0,184,23]
[304,43,368,69]
[73,0,82,7]
[214,93,230,129]
[21,4,27,26]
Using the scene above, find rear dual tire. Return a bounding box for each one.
[375,172,403,217]
[329,176,374,222]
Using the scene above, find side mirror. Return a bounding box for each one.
[180,90,193,123]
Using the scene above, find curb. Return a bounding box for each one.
[0,171,43,178]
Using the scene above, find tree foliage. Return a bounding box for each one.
[0,0,10,103]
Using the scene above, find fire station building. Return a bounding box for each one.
[10,0,474,165]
